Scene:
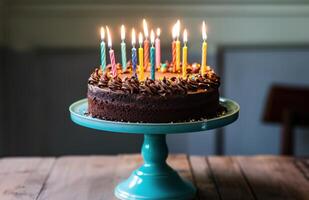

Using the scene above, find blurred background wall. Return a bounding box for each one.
[0,0,309,156]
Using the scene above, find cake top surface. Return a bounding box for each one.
[88,61,220,97]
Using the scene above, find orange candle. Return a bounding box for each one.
[172,24,177,73]
[175,20,181,72]
[143,19,150,70]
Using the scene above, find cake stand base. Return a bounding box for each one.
[114,134,196,200]
[70,98,239,200]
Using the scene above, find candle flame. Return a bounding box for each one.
[202,21,207,41]
[143,19,149,38]
[156,28,161,37]
[139,32,143,45]
[183,29,187,43]
[100,27,105,40]
[172,24,177,40]
[176,20,180,38]
[106,26,112,48]
[150,29,155,44]
[132,28,136,46]
[121,25,125,40]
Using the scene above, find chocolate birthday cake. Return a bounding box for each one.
[87,62,224,123]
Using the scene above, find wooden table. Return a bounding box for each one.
[0,155,308,200]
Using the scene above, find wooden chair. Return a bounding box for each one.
[263,85,309,155]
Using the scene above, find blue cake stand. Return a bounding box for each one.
[69,98,239,200]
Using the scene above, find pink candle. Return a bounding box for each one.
[109,49,117,77]
[155,28,161,69]
[172,40,176,73]
[106,26,117,77]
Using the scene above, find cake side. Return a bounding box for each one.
[88,86,219,122]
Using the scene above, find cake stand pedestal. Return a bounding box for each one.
[69,98,239,200]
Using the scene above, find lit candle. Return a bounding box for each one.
[155,28,161,69]
[143,19,150,70]
[106,26,117,77]
[150,30,155,80]
[175,20,181,73]
[172,24,177,73]
[100,27,106,71]
[182,29,188,79]
[138,33,144,81]
[201,21,208,76]
[131,28,137,78]
[120,25,127,72]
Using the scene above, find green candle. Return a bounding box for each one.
[121,25,127,71]
[100,27,106,71]
[150,30,155,80]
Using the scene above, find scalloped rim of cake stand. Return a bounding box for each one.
[69,97,239,134]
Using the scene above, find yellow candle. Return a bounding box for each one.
[201,41,207,76]
[201,21,207,76]
[138,32,144,81]
[175,20,181,72]
[139,47,144,69]
[182,29,188,79]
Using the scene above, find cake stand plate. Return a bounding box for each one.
[69,98,239,200]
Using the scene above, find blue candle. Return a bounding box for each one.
[132,47,137,78]
[131,28,137,78]
[100,27,106,71]
[121,25,127,71]
[150,30,156,80]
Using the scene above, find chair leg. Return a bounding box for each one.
[281,111,294,155]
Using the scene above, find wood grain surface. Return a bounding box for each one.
[0,155,308,200]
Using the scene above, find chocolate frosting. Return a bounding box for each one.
[88,68,101,85]
[98,73,110,88]
[122,76,140,94]
[108,76,123,92]
[88,67,220,97]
